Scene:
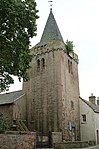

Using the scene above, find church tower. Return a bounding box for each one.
[23,9,80,141]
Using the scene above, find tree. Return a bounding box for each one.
[65,40,74,53]
[0,113,9,131]
[0,0,39,92]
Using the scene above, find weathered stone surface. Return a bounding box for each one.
[0,132,36,149]
[52,132,62,144]
[23,40,80,140]
[0,94,26,128]
[54,141,89,149]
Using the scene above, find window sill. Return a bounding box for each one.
[81,122,87,124]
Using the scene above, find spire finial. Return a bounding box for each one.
[48,1,53,11]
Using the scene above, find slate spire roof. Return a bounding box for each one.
[38,9,64,46]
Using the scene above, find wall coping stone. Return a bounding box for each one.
[0,131,36,135]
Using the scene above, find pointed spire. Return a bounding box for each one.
[38,9,64,46]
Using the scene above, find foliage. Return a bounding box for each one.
[0,0,39,92]
[65,40,74,53]
[0,113,9,131]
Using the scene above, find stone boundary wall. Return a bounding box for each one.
[0,131,36,149]
[52,132,62,144]
[54,141,89,149]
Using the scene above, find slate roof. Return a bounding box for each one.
[0,90,24,105]
[37,9,64,46]
[80,97,99,113]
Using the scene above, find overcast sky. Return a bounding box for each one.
[9,0,99,100]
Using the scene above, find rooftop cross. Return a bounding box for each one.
[48,1,53,11]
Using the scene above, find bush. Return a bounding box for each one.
[0,113,9,131]
[65,40,74,53]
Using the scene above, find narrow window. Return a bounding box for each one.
[71,101,74,109]
[68,60,70,73]
[70,61,73,74]
[41,58,45,68]
[37,59,40,71]
[68,60,73,74]
[82,114,86,122]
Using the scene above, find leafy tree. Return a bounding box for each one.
[0,0,39,92]
[65,40,74,53]
[0,113,9,131]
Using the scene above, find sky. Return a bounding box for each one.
[9,0,99,100]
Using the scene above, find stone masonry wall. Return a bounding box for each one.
[52,132,62,144]
[54,141,89,149]
[23,40,80,141]
[0,131,36,149]
[13,94,26,120]
[23,41,65,133]
[0,104,13,126]
[60,51,80,141]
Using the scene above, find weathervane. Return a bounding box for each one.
[48,1,53,11]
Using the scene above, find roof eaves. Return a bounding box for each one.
[13,94,25,103]
[0,102,13,106]
[0,92,25,105]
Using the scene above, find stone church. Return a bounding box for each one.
[0,9,80,141]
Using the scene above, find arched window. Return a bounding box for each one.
[37,59,40,71]
[41,58,45,69]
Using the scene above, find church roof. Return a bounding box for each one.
[0,90,24,105]
[37,9,64,46]
[80,97,99,113]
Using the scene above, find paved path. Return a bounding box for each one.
[37,145,99,149]
[72,145,99,149]
[84,145,99,149]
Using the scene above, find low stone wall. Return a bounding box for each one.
[54,141,89,149]
[52,132,62,144]
[0,131,36,149]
